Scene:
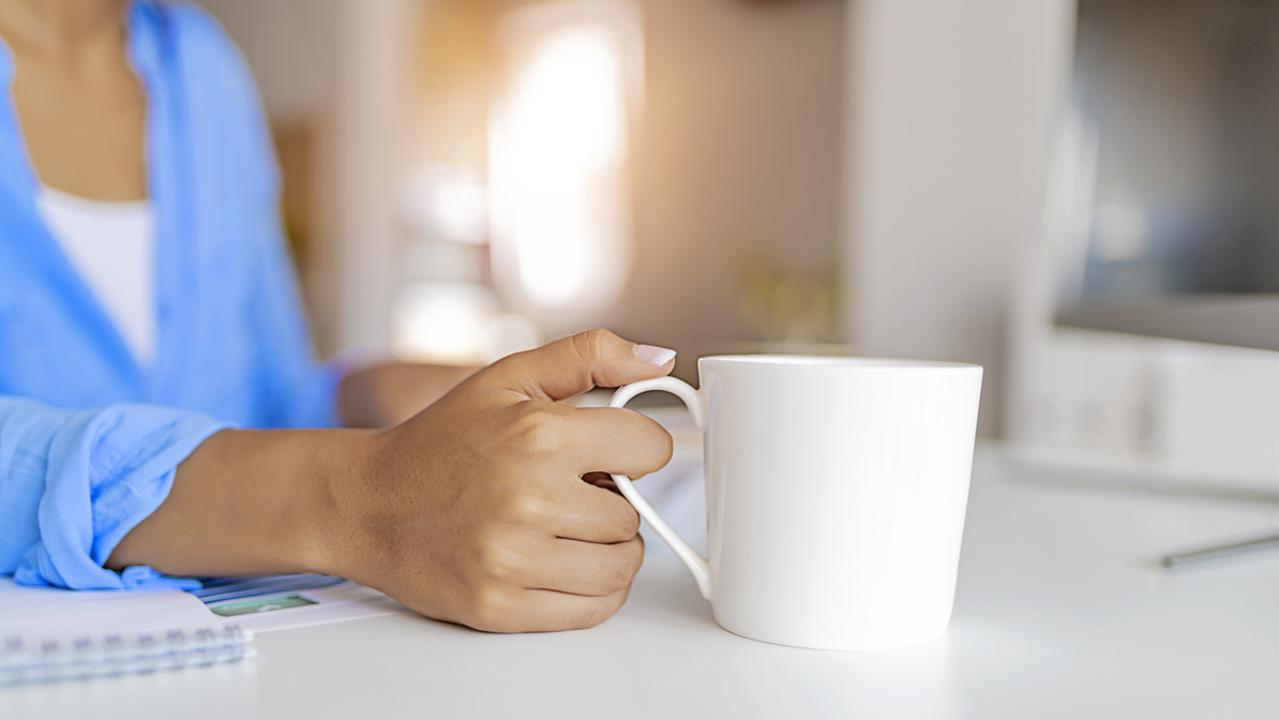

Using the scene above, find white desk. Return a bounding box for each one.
[11,446,1279,719]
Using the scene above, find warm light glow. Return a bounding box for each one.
[393,283,542,364]
[393,283,496,364]
[401,166,488,245]
[490,1,641,315]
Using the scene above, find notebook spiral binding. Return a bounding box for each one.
[0,624,253,687]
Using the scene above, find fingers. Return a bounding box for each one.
[489,587,633,633]
[581,471,619,492]
[484,328,677,401]
[504,404,664,542]
[560,406,674,476]
[551,479,643,543]
[502,401,673,480]
[519,536,644,596]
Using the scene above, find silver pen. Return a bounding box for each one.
[1162,532,1279,568]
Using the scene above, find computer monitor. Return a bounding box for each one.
[1053,0,1279,350]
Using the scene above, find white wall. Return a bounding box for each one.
[197,0,340,124]
[320,0,418,355]
[615,0,846,374]
[841,0,1074,436]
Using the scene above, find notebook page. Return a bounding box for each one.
[0,577,217,640]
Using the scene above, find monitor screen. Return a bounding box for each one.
[1055,0,1279,349]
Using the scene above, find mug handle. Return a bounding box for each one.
[608,377,712,600]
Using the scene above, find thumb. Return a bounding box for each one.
[482,328,677,401]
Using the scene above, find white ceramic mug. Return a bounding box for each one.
[608,355,982,650]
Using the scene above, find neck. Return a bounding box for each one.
[0,0,128,60]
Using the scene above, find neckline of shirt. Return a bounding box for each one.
[38,184,152,216]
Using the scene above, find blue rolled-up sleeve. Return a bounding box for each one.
[0,396,229,590]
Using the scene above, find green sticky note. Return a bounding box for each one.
[209,594,317,617]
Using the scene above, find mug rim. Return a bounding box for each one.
[698,354,982,371]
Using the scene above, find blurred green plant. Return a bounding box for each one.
[737,253,841,344]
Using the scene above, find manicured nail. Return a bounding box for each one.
[633,343,677,366]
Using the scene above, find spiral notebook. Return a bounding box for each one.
[0,578,253,688]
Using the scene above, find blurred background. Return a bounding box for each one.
[201,0,848,389]
[198,0,1024,431]
[197,0,1279,483]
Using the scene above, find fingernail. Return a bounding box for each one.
[633,343,677,366]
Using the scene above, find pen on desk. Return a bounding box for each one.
[1162,531,1279,569]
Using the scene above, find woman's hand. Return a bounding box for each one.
[110,329,677,632]
[325,329,676,630]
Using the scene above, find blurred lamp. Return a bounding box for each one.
[489,0,643,320]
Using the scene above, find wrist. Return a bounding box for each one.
[108,427,383,579]
[298,428,384,579]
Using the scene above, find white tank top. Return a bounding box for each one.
[35,185,156,366]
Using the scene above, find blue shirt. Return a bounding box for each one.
[0,2,338,590]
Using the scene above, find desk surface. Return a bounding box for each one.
[12,446,1279,719]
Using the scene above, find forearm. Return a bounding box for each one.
[338,361,476,428]
[106,427,372,578]
[107,362,477,579]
